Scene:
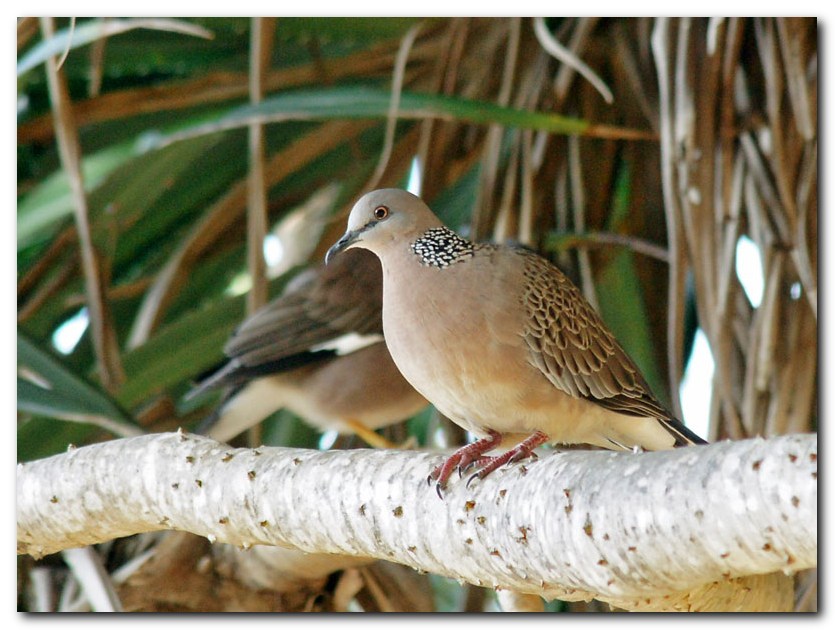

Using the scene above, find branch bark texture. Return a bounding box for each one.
[17,431,816,611]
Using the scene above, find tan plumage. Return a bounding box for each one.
[190,248,427,445]
[326,189,706,490]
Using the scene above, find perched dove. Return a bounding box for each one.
[326,189,706,491]
[190,248,427,446]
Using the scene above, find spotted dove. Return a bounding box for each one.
[190,248,427,446]
[326,189,706,492]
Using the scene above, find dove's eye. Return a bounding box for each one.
[374,205,389,220]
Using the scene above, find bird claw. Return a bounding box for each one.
[460,459,478,473]
[505,450,536,468]
[465,471,481,489]
[435,482,445,500]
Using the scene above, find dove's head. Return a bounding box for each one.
[326,189,443,264]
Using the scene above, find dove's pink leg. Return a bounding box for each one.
[429,430,502,493]
[466,430,549,485]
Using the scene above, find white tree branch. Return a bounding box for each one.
[17,431,816,611]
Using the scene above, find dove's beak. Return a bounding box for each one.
[325,230,361,265]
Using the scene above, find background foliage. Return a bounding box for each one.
[17,17,817,612]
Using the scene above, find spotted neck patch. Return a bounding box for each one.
[410,227,475,268]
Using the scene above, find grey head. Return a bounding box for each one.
[326,189,444,264]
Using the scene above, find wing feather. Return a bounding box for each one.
[518,250,681,425]
[192,248,384,395]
